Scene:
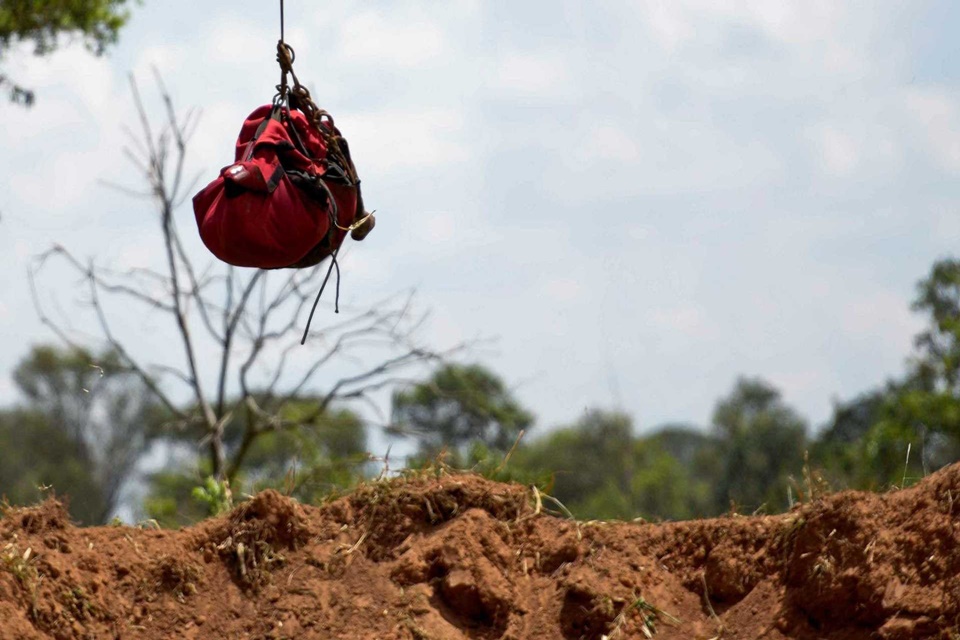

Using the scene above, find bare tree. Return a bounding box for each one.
[29,74,456,482]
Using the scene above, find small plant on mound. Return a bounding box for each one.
[1,542,41,619]
[604,594,681,639]
[788,452,833,506]
[203,490,309,590]
[150,555,201,602]
[192,476,234,516]
[60,585,97,621]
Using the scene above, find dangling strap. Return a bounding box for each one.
[300,246,341,344]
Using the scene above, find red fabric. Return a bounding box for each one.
[192,105,358,269]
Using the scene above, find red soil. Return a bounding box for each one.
[2,464,959,639]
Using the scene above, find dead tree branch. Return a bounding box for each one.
[29,73,462,483]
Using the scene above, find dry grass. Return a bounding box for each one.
[603,593,681,639]
[1,542,42,619]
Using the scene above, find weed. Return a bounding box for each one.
[774,514,807,561]
[217,536,285,588]
[603,593,680,639]
[701,571,725,637]
[812,554,835,580]
[207,490,308,590]
[1,543,34,582]
[151,555,201,601]
[61,585,97,620]
[192,476,234,516]
[403,617,434,640]
[1,543,42,619]
[790,452,833,505]
[530,485,582,540]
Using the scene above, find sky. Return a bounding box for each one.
[2,0,960,443]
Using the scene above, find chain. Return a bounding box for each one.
[274,17,358,185]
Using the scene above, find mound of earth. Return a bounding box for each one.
[2,464,960,640]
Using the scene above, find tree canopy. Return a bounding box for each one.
[0,0,136,104]
[391,363,533,458]
[710,377,808,513]
[0,344,156,523]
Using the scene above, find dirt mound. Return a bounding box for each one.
[2,468,960,639]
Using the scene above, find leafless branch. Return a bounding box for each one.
[85,264,185,420]
[30,72,459,486]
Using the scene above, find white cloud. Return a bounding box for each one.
[133,44,187,78]
[736,1,846,46]
[811,125,860,176]
[841,291,920,347]
[542,277,583,303]
[637,1,839,46]
[905,87,960,174]
[420,212,457,244]
[13,43,115,111]
[336,10,445,68]
[487,51,571,98]
[14,240,32,261]
[932,201,960,241]
[641,1,695,51]
[651,306,713,339]
[0,94,86,141]
[1,48,115,142]
[771,368,831,401]
[341,108,468,173]
[205,20,275,66]
[115,239,161,271]
[584,124,641,162]
[186,100,251,175]
[424,303,467,348]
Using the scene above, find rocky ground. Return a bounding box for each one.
[2,464,960,639]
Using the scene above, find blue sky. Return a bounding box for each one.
[2,0,960,443]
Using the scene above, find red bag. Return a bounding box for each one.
[192,105,365,269]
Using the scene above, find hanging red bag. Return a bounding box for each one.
[192,104,370,270]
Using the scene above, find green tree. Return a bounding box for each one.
[711,377,807,513]
[1,344,156,523]
[812,381,940,491]
[808,260,960,491]
[575,436,712,522]
[390,363,533,459]
[509,411,712,521]
[0,0,136,105]
[645,425,720,516]
[0,408,102,518]
[913,258,960,396]
[514,410,633,514]
[837,259,960,487]
[884,259,960,447]
[144,404,368,528]
[237,405,367,499]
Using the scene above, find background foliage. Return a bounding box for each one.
[4,2,960,526]
[5,259,960,524]
[0,0,135,104]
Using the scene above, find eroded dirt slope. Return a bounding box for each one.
[2,464,960,639]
